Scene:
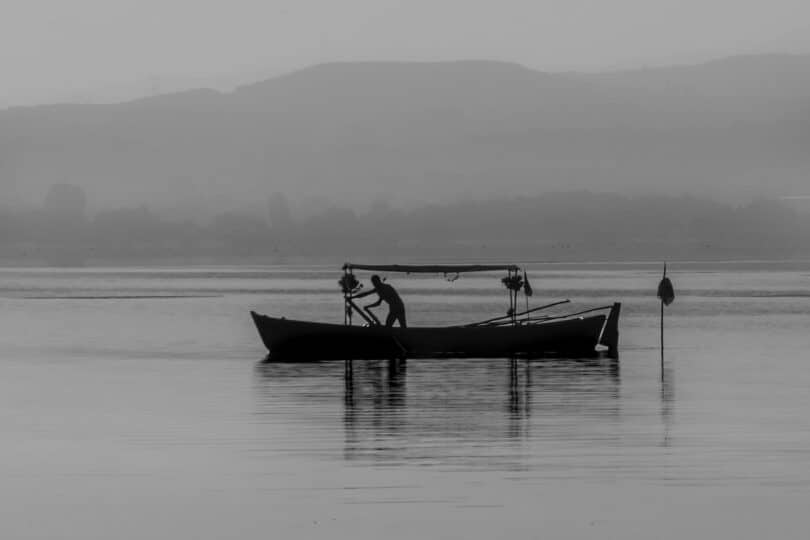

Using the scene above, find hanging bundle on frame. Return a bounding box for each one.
[338,274,361,295]
[501,273,524,292]
[523,270,533,297]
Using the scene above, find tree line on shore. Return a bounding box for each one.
[1,186,808,263]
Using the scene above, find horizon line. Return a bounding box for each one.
[2,50,808,112]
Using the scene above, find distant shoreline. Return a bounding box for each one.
[2,255,810,270]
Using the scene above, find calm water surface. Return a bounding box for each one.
[1,262,809,539]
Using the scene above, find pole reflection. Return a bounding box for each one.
[660,363,675,447]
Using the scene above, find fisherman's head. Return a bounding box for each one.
[371,275,382,286]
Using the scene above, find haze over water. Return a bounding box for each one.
[1,262,809,539]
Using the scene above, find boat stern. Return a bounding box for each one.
[598,302,621,357]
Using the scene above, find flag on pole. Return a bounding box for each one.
[523,270,533,297]
[657,265,675,306]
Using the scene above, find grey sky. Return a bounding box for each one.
[2,0,809,108]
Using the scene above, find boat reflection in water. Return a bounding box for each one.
[254,356,620,468]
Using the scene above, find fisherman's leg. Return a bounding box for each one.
[394,309,407,328]
[385,311,396,327]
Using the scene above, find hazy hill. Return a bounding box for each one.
[1,55,809,218]
[576,54,810,99]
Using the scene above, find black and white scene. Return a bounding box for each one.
[2,1,810,538]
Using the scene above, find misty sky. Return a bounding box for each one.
[2,0,809,108]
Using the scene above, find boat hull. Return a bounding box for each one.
[251,307,619,361]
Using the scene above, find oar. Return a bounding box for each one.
[390,335,408,357]
[363,306,381,326]
[346,298,375,325]
[523,305,615,323]
[481,304,615,327]
[466,300,570,327]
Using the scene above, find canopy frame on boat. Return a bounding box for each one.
[341,262,523,327]
[343,263,520,274]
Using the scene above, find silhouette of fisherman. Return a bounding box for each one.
[353,275,407,327]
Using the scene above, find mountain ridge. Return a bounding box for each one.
[2,54,809,217]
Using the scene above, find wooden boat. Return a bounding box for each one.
[251,263,621,361]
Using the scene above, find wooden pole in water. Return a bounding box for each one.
[659,263,667,381]
[660,289,664,380]
[512,269,516,325]
[657,263,675,382]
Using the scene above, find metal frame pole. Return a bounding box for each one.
[344,268,352,326]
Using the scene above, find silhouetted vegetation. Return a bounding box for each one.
[1,187,808,264]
